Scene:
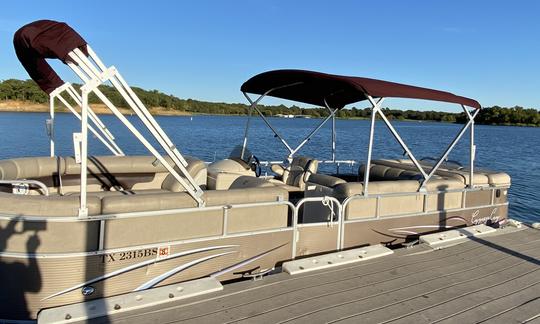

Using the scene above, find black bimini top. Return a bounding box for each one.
[241,70,481,109]
[13,20,88,94]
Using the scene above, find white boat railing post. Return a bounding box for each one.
[294,197,343,254]
[291,205,299,259]
[78,88,89,218]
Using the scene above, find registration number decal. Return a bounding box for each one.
[101,247,158,263]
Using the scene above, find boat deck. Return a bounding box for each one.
[86,226,539,324]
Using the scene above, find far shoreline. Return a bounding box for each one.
[0,100,538,128]
[0,100,192,116]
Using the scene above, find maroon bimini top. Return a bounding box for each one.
[13,20,88,94]
[241,70,481,109]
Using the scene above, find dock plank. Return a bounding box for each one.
[85,227,539,324]
[433,284,540,324]
[256,259,538,324]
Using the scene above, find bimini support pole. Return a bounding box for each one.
[287,107,338,160]
[240,105,253,160]
[323,98,337,162]
[240,87,279,160]
[242,82,303,160]
[239,83,302,160]
[243,92,295,156]
[48,93,55,157]
[463,104,477,188]
[49,83,124,156]
[419,106,480,190]
[243,84,340,162]
[66,46,205,207]
[332,109,336,162]
[366,95,429,181]
[363,97,384,196]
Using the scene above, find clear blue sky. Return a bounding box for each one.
[1,0,539,110]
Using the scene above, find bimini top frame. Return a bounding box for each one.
[241,69,481,195]
[14,20,205,215]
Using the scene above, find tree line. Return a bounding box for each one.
[1,79,539,126]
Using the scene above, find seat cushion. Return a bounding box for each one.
[229,176,276,189]
[0,192,101,216]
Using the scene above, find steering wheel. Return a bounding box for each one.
[248,155,262,177]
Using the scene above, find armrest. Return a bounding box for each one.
[306,174,346,188]
[271,164,285,177]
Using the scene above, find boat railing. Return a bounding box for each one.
[294,196,343,258]
[259,159,358,176]
[341,185,505,219]
[0,180,49,196]
[0,184,508,259]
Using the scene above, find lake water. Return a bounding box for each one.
[0,112,538,223]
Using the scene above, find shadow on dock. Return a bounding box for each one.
[469,229,540,266]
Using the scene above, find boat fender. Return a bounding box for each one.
[506,218,522,228]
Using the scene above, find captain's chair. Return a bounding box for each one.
[270,156,318,191]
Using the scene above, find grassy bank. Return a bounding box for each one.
[0,100,192,116]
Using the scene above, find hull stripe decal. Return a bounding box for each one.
[445,216,469,223]
[43,245,237,300]
[210,242,289,278]
[388,225,460,231]
[135,251,236,291]
[389,230,419,235]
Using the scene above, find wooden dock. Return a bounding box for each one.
[85,226,539,324]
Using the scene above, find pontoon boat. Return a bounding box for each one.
[0,20,510,321]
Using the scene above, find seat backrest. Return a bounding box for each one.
[161,156,207,192]
[360,159,491,186]
[0,157,64,180]
[282,156,318,189]
[64,155,168,175]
